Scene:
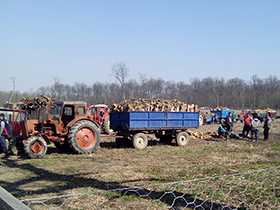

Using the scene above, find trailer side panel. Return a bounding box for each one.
[110,111,199,131]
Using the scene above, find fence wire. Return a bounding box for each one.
[21,166,280,210]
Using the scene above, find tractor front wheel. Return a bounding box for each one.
[24,136,47,158]
[68,120,100,154]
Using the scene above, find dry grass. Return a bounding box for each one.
[0,119,279,202]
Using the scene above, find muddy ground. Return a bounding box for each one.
[0,119,279,203]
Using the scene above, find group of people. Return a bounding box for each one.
[242,112,272,141]
[217,112,234,141]
[218,111,272,142]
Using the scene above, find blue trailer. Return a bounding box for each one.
[110,111,199,149]
[205,110,234,124]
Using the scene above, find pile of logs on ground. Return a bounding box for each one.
[214,106,231,110]
[110,98,198,112]
[19,95,55,111]
[254,108,276,114]
[188,131,218,139]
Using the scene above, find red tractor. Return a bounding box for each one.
[89,104,113,135]
[0,108,28,154]
[11,101,100,158]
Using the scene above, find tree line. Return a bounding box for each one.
[1,74,279,110]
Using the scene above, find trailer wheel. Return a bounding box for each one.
[176,132,189,147]
[68,120,100,154]
[24,136,47,158]
[132,133,148,150]
[199,115,204,126]
[9,135,24,155]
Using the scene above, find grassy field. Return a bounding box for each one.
[0,119,279,207]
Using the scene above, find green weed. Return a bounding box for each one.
[178,169,188,178]
[273,145,280,151]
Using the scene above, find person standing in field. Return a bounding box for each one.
[251,113,261,142]
[225,112,233,141]
[263,113,272,141]
[242,112,252,138]
[0,113,10,155]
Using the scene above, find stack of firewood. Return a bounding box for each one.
[254,108,276,113]
[189,131,218,139]
[110,98,198,112]
[214,106,231,111]
[19,95,55,111]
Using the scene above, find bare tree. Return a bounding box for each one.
[110,62,129,101]
[251,75,264,108]
[50,76,66,101]
[263,75,280,108]
[2,72,280,110]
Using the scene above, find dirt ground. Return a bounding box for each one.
[0,119,280,202]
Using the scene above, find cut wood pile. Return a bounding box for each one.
[254,108,276,113]
[18,95,55,111]
[214,106,231,110]
[110,98,198,112]
[199,110,212,120]
[188,131,218,139]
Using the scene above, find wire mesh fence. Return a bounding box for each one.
[21,166,280,210]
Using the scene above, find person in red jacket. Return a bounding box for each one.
[242,112,252,138]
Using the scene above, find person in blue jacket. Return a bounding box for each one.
[218,123,227,138]
[0,113,11,155]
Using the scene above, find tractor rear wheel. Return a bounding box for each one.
[176,132,189,147]
[24,136,47,158]
[68,120,100,154]
[132,133,148,150]
[103,116,113,135]
[9,135,24,155]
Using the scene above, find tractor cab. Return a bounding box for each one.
[89,104,113,134]
[55,101,88,127]
[89,104,109,125]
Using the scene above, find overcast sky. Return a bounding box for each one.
[1,1,280,92]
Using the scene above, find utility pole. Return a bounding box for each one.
[9,76,16,103]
